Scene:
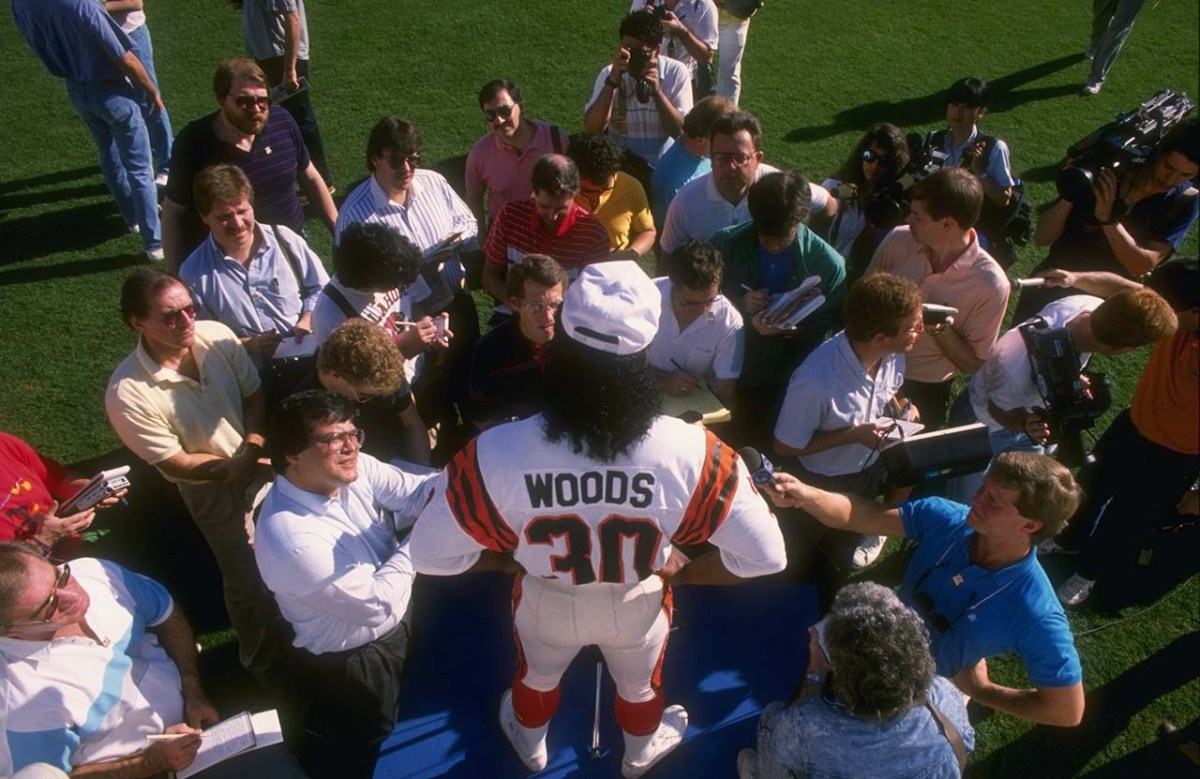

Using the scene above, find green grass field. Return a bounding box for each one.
[1,0,1197,775]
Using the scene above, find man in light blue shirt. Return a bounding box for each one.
[650,94,731,237]
[10,0,163,259]
[179,163,328,366]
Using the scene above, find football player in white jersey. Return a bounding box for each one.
[411,261,786,777]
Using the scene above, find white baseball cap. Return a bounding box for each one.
[561,261,660,355]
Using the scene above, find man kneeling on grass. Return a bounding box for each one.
[766,451,1086,727]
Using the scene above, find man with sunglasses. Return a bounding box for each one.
[584,9,694,166]
[864,167,1010,429]
[256,390,437,778]
[162,58,337,268]
[466,79,569,227]
[105,268,276,675]
[765,451,1087,728]
[647,239,743,408]
[0,543,309,778]
[338,115,481,459]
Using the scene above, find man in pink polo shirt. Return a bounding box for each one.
[465,79,569,228]
[864,168,1009,427]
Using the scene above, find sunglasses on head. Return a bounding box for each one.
[232,95,271,111]
[483,104,516,123]
[862,149,894,166]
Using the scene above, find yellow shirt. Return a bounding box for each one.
[584,171,655,251]
[105,320,261,483]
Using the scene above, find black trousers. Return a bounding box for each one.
[902,377,954,431]
[282,617,411,779]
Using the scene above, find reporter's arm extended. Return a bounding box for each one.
[766,472,906,538]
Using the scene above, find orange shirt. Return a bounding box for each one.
[1131,329,1199,455]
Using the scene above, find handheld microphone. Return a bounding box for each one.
[737,446,775,490]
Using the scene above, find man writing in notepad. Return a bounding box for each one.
[0,543,306,778]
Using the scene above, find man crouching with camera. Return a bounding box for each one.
[943,278,1176,504]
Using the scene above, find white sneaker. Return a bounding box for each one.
[498,689,548,772]
[127,223,140,235]
[145,247,165,262]
[736,748,759,779]
[1081,82,1103,96]
[1057,573,1096,606]
[621,705,688,778]
[154,172,169,187]
[851,534,885,569]
[1084,46,1095,61]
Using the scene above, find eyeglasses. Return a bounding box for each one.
[232,94,271,112]
[861,149,894,166]
[387,153,421,170]
[676,294,720,310]
[346,385,381,405]
[35,561,71,624]
[712,152,754,168]
[310,428,366,452]
[519,301,562,315]
[161,304,197,329]
[483,104,515,123]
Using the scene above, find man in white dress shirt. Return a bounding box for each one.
[256,389,437,778]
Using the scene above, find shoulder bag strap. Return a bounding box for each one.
[321,283,359,320]
[269,224,305,287]
[924,700,968,776]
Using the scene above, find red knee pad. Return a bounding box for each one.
[614,691,664,737]
[511,680,561,728]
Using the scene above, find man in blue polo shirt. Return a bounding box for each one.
[766,450,1086,727]
[179,163,328,368]
[10,0,164,260]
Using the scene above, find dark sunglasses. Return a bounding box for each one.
[861,149,894,166]
[161,304,197,329]
[388,153,422,169]
[35,563,72,624]
[483,104,516,123]
[232,95,271,111]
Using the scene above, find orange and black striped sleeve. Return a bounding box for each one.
[444,438,518,553]
[672,431,739,547]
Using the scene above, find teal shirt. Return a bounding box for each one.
[711,222,846,387]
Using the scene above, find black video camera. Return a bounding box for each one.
[1057,89,1195,210]
[865,132,948,229]
[1019,320,1112,467]
[644,1,671,20]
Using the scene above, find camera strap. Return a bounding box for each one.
[615,79,629,137]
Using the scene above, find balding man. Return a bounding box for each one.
[481,154,611,321]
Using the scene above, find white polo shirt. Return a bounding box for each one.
[659,164,777,253]
[105,320,259,483]
[774,331,905,477]
[647,277,744,384]
[969,295,1101,433]
[0,559,182,775]
[255,454,437,654]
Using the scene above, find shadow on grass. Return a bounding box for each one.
[784,53,1086,144]
[0,253,148,286]
[966,631,1200,779]
[0,201,129,267]
[0,165,97,194]
[0,183,111,211]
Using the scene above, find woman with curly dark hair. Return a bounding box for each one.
[818,123,910,281]
[738,582,974,779]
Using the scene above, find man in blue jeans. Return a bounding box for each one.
[11,0,164,260]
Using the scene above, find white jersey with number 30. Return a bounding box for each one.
[410,415,786,584]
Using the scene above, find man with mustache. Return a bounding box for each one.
[161,58,337,268]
